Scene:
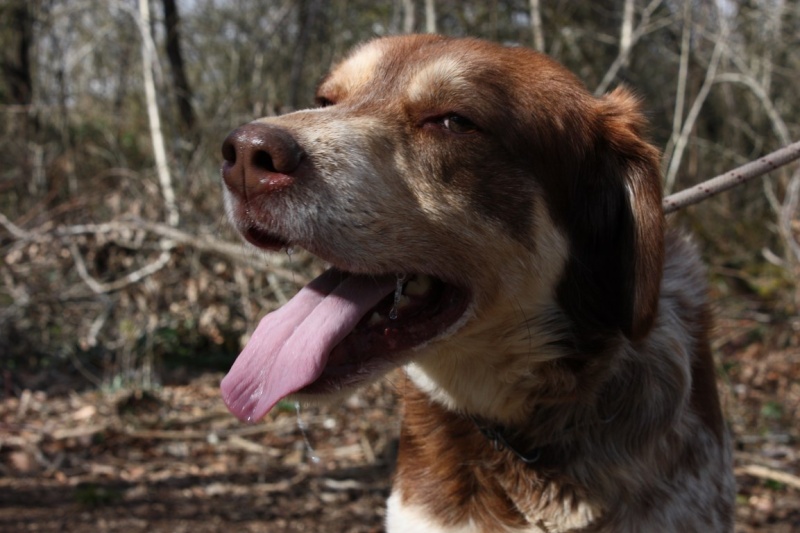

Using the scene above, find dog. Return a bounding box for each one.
[219,35,735,532]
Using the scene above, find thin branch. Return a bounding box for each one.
[138,0,179,227]
[735,464,800,491]
[780,167,800,262]
[594,0,662,96]
[69,241,173,295]
[713,36,786,214]
[664,23,727,193]
[663,0,692,170]
[69,242,106,294]
[0,216,306,284]
[0,212,34,240]
[402,0,415,33]
[619,0,634,63]
[713,72,791,146]
[424,0,436,33]
[529,0,545,52]
[663,140,800,213]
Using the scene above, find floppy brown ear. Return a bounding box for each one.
[557,88,664,345]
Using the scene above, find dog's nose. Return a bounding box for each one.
[221,122,305,198]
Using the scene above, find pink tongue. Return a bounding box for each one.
[221,269,396,422]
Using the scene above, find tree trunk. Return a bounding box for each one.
[424,0,436,33]
[139,0,179,227]
[1,0,36,198]
[289,0,321,110]
[402,0,415,33]
[529,0,544,52]
[162,0,195,133]
[0,0,33,106]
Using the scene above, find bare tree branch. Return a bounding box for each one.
[529,0,544,52]
[662,0,692,172]
[424,0,436,33]
[735,464,800,491]
[779,167,800,263]
[162,0,195,132]
[68,240,173,295]
[664,20,727,193]
[619,0,634,64]
[137,0,180,227]
[402,0,415,33]
[664,140,800,214]
[0,214,305,286]
[714,72,791,146]
[594,0,662,96]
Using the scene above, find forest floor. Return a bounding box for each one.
[2,312,800,532]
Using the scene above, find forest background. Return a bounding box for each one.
[1,0,799,531]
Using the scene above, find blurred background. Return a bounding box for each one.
[1,1,799,531]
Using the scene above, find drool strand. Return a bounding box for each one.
[389,273,408,320]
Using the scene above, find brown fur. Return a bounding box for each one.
[221,35,735,532]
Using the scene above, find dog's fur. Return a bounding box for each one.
[222,35,735,532]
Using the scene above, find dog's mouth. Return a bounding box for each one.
[243,226,290,251]
[220,232,472,423]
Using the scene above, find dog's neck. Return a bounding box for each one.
[469,415,548,465]
[391,314,690,530]
[388,236,731,531]
[392,378,601,531]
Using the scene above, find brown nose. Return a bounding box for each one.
[221,122,305,198]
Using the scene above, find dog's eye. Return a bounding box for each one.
[316,96,335,108]
[441,115,478,134]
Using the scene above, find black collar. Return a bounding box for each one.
[470,415,544,464]
[470,404,622,467]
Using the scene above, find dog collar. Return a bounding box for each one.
[470,416,544,465]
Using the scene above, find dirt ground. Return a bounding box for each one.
[2,312,799,532]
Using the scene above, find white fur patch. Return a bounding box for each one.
[332,41,385,95]
[407,56,472,105]
[387,492,529,533]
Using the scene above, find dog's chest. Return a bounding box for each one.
[386,491,591,533]
[386,492,525,533]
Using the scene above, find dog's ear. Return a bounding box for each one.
[557,88,664,344]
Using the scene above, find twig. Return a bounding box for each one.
[663,0,691,169]
[714,72,791,146]
[0,216,307,283]
[529,0,545,52]
[69,241,173,295]
[138,0,179,227]
[664,19,727,193]
[735,464,800,491]
[780,167,800,262]
[663,140,800,213]
[322,478,367,490]
[227,435,277,455]
[0,212,34,240]
[424,0,436,33]
[594,0,662,96]
[50,424,109,441]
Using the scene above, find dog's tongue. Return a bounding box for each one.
[221,269,396,423]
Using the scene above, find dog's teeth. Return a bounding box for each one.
[405,275,432,297]
[396,295,411,309]
[368,312,382,325]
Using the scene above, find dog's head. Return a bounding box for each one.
[219,35,664,422]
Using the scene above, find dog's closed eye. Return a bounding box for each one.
[441,115,478,134]
[426,114,478,135]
